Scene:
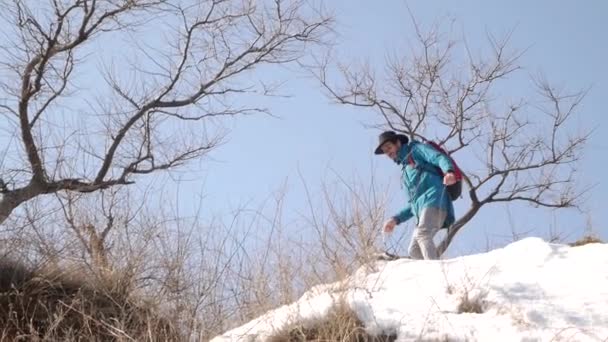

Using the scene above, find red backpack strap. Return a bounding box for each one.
[409,140,463,181]
[427,141,462,181]
[407,154,415,168]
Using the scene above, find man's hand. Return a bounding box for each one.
[383,218,397,233]
[443,172,457,186]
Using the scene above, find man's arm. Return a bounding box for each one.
[384,204,413,233]
[393,204,413,225]
[412,143,455,174]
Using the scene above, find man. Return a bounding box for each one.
[375,131,457,260]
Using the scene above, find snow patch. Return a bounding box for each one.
[212,237,608,341]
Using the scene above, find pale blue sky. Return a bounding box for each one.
[183,0,608,256]
[2,1,606,257]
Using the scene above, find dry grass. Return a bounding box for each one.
[0,260,179,341]
[268,302,396,342]
[456,292,485,314]
[569,235,604,247]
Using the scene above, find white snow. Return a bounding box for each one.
[211,237,608,341]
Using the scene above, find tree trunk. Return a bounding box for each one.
[0,182,44,226]
[438,203,482,256]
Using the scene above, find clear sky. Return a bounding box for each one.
[180,0,608,256]
[2,1,606,257]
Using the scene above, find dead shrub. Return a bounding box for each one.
[0,259,179,341]
[268,302,396,342]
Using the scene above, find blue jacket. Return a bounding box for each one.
[392,141,455,228]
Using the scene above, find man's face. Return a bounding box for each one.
[380,140,401,161]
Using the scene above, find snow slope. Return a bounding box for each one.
[211,237,608,341]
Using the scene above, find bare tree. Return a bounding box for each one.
[314,19,589,255]
[0,0,332,225]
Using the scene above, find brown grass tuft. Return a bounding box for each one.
[569,235,604,247]
[0,260,179,341]
[457,292,485,314]
[268,302,396,342]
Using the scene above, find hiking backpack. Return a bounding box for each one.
[407,140,463,201]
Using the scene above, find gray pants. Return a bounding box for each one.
[408,207,447,260]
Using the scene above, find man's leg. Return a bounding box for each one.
[413,207,447,260]
[408,238,423,260]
